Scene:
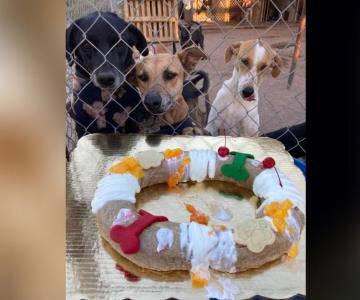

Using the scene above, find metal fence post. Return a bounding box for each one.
[287,0,306,89]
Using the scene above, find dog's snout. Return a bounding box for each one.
[242,86,254,98]
[97,73,115,87]
[144,92,162,109]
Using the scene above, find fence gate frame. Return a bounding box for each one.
[123,0,179,43]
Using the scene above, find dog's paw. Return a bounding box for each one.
[181,127,211,136]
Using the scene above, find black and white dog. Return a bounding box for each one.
[179,20,204,50]
[66,11,149,138]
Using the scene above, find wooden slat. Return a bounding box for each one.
[123,0,179,43]
[157,0,162,17]
[160,21,165,40]
[169,19,173,42]
[129,0,134,18]
[146,0,151,17]
[129,16,178,22]
[164,19,169,39]
[140,0,145,17]
[124,0,129,19]
[162,0,167,18]
[151,0,156,17]
[133,0,139,17]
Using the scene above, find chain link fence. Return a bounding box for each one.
[66,0,305,159]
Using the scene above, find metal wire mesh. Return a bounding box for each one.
[66,0,305,158]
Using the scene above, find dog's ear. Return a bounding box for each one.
[66,23,76,66]
[271,53,283,78]
[132,46,142,62]
[225,42,242,63]
[177,46,207,74]
[127,23,149,56]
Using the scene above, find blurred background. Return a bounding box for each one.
[0,1,65,299]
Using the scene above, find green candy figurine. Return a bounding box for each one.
[221,151,255,182]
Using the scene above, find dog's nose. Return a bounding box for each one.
[144,92,162,109]
[97,73,115,87]
[242,86,254,98]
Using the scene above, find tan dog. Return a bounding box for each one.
[132,46,207,135]
[205,39,283,137]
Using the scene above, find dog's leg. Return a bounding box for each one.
[205,96,224,136]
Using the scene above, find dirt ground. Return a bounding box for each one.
[196,23,306,135]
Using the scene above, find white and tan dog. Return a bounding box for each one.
[205,39,283,137]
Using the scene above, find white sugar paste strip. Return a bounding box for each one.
[285,210,301,241]
[156,227,174,252]
[206,282,223,300]
[180,222,237,273]
[214,207,232,221]
[165,153,184,176]
[207,150,217,178]
[263,216,278,232]
[253,168,305,214]
[112,208,139,226]
[91,173,140,213]
[249,159,262,168]
[164,152,191,182]
[189,150,207,182]
[218,278,240,300]
[189,150,217,182]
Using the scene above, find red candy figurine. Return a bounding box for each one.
[110,209,168,254]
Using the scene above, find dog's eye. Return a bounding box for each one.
[163,70,177,81]
[259,64,268,71]
[241,58,249,66]
[82,41,92,50]
[137,73,149,82]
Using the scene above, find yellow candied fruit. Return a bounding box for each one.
[287,242,299,258]
[164,148,183,159]
[273,217,287,234]
[109,156,144,179]
[264,199,293,234]
[289,226,296,236]
[191,272,208,288]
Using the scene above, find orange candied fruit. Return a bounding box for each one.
[287,242,299,258]
[264,199,293,234]
[190,213,209,226]
[185,204,197,214]
[109,156,144,179]
[191,272,208,288]
[164,148,183,159]
[166,157,191,189]
[213,224,227,231]
[208,224,227,235]
[181,156,191,165]
[185,203,209,225]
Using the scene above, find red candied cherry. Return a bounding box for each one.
[218,146,230,158]
[262,157,276,169]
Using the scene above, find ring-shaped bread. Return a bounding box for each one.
[92,149,305,286]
